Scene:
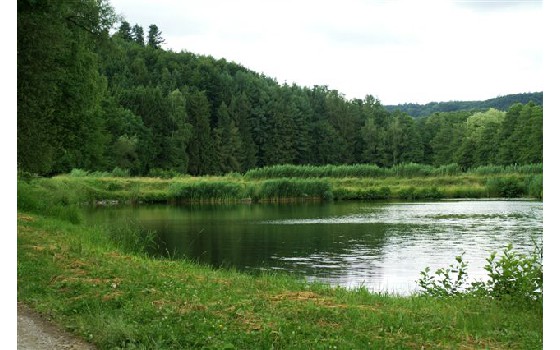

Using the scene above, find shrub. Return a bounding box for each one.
[418,244,543,306]
[484,244,543,303]
[418,253,469,297]
[486,176,526,197]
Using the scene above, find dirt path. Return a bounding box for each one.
[17,303,96,350]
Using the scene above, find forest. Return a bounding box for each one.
[17,0,543,177]
[385,92,543,117]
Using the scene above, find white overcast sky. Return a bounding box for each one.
[111,0,542,104]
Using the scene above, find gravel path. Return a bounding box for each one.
[17,303,96,350]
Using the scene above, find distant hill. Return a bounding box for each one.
[385,92,543,118]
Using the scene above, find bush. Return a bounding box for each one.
[486,176,526,197]
[484,244,543,303]
[418,244,543,306]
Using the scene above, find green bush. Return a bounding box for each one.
[486,176,526,197]
[484,244,543,304]
[397,186,417,200]
[418,244,543,306]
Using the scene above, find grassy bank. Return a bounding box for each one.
[17,212,542,349]
[17,166,542,211]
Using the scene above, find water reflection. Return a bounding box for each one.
[85,200,542,295]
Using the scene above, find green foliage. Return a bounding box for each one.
[418,244,543,306]
[17,180,83,223]
[486,176,526,198]
[527,174,543,199]
[169,181,246,202]
[245,163,511,180]
[69,168,90,177]
[17,0,116,174]
[386,92,543,117]
[255,179,333,202]
[147,168,179,179]
[418,253,470,297]
[111,167,130,177]
[105,219,158,255]
[469,163,542,175]
[17,0,543,177]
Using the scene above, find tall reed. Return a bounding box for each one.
[254,179,333,202]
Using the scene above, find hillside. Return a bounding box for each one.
[17,1,543,176]
[385,92,543,117]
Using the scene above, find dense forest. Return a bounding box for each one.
[17,0,543,177]
[385,92,543,118]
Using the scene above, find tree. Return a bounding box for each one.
[215,102,242,173]
[117,21,133,41]
[148,24,164,49]
[168,89,192,173]
[360,95,391,166]
[229,92,257,171]
[132,24,144,46]
[185,90,213,175]
[462,108,505,166]
[17,0,116,174]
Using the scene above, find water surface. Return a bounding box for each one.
[85,200,542,294]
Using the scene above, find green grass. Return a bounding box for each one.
[244,163,542,179]
[17,212,543,349]
[19,169,541,211]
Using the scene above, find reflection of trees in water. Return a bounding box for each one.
[84,201,542,292]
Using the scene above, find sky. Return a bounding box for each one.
[109,0,543,105]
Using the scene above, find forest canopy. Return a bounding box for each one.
[17,0,543,176]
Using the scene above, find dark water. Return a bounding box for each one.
[85,200,542,295]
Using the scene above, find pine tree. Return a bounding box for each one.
[117,21,133,41]
[148,24,164,49]
[132,24,144,46]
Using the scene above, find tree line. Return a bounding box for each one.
[385,92,543,118]
[17,0,543,176]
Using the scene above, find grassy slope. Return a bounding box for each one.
[17,212,542,349]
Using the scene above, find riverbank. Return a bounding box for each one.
[17,211,542,348]
[18,169,542,210]
[17,172,543,348]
